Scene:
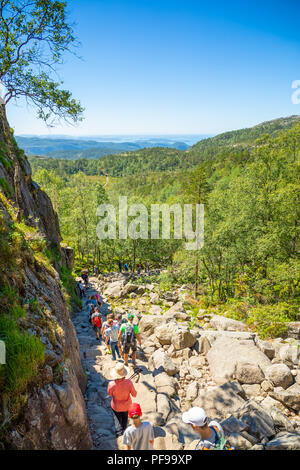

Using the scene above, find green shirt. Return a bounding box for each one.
[120,323,139,335]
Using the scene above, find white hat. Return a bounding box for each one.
[182,407,208,427]
[110,362,129,380]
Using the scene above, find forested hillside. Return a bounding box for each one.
[29,115,300,177]
[32,119,300,339]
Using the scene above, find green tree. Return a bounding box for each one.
[0,0,83,124]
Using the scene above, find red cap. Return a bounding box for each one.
[128,403,142,418]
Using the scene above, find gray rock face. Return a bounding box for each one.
[266,432,300,450]
[206,336,271,385]
[209,315,247,332]
[266,363,294,389]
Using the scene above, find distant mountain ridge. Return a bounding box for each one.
[15,135,204,159]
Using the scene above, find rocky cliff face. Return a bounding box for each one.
[0,105,92,449]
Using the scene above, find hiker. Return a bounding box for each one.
[86,297,95,316]
[118,261,122,272]
[91,309,103,341]
[124,263,129,272]
[182,407,233,450]
[116,313,128,326]
[105,318,121,360]
[118,314,141,367]
[95,292,102,308]
[94,265,99,276]
[122,403,154,450]
[81,270,89,286]
[145,262,150,273]
[137,264,141,275]
[107,363,137,437]
[78,281,85,298]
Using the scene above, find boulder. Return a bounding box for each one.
[139,315,164,337]
[266,364,294,389]
[241,384,261,398]
[154,432,183,450]
[233,400,276,441]
[149,292,160,304]
[207,336,271,385]
[193,381,246,420]
[103,281,125,298]
[152,350,179,376]
[235,362,265,384]
[287,322,300,339]
[154,372,178,397]
[121,283,139,297]
[164,302,188,320]
[266,432,300,450]
[149,305,162,315]
[279,344,299,366]
[221,416,249,434]
[172,326,197,351]
[270,383,300,412]
[155,322,177,345]
[200,330,255,344]
[186,382,199,402]
[209,315,247,332]
[255,338,275,360]
[156,394,171,424]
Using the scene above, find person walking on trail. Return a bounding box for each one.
[122,403,154,450]
[116,314,128,326]
[107,363,137,437]
[105,318,121,360]
[124,263,129,272]
[118,261,122,272]
[91,309,103,341]
[78,281,85,298]
[94,265,99,276]
[86,297,95,316]
[95,292,102,308]
[81,270,89,286]
[182,407,233,450]
[118,314,141,367]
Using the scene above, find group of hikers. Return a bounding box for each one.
[82,281,234,451]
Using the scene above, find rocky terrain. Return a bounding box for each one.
[75,272,300,450]
[0,107,92,450]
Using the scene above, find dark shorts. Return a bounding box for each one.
[121,340,137,355]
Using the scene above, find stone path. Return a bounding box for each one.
[73,278,156,450]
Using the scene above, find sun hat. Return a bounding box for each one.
[182,407,208,427]
[110,362,129,380]
[128,403,142,418]
[128,313,134,320]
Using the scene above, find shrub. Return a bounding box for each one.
[0,315,45,393]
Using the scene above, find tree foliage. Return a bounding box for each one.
[0,0,83,124]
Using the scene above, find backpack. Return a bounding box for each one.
[92,315,102,328]
[123,323,135,345]
[196,424,233,451]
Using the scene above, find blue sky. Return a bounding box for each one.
[7,0,300,136]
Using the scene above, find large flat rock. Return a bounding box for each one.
[206,336,271,384]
